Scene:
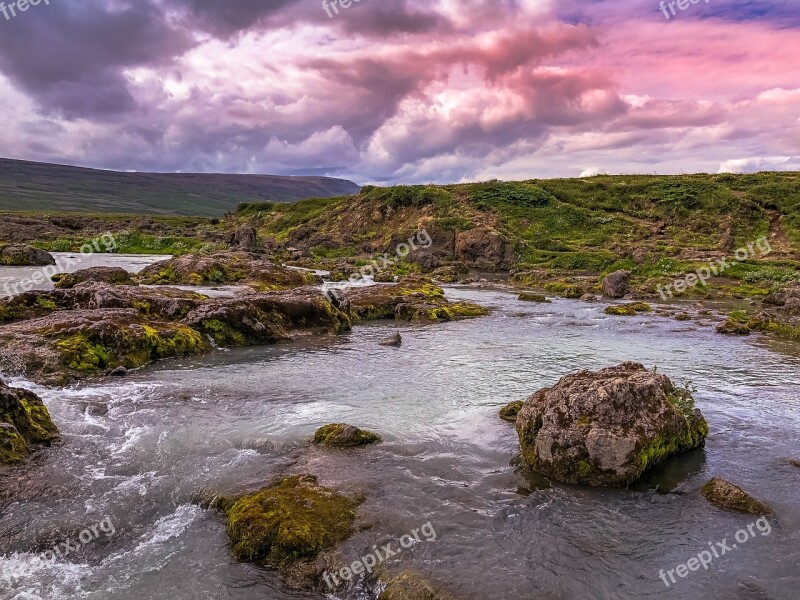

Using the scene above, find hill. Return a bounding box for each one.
[0,158,360,216]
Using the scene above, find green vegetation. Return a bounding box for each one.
[605,302,652,316]
[313,423,381,446]
[222,474,359,564]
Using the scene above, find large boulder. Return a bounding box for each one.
[515,362,709,487]
[601,270,632,298]
[228,226,259,252]
[0,379,58,464]
[0,244,55,266]
[137,252,321,290]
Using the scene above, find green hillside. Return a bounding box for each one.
[0,158,360,216]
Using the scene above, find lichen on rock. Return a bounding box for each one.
[515,362,708,487]
[0,379,58,464]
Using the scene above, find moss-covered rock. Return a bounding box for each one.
[0,379,58,464]
[221,474,359,566]
[0,309,209,384]
[499,401,524,423]
[0,244,55,266]
[604,302,652,316]
[346,278,489,323]
[518,293,550,303]
[701,477,774,515]
[516,363,708,487]
[313,424,381,447]
[137,251,321,290]
[52,266,134,289]
[716,319,751,335]
[379,572,443,600]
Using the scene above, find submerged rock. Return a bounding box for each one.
[0,244,55,266]
[137,251,321,290]
[789,459,800,468]
[518,293,550,303]
[379,572,445,600]
[701,477,774,515]
[516,362,708,487]
[379,332,402,347]
[499,401,524,423]
[604,302,652,316]
[601,270,632,298]
[52,266,133,289]
[0,379,58,464]
[220,474,359,571]
[313,424,381,447]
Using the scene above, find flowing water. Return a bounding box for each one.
[1,257,798,600]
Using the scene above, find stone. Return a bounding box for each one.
[701,477,774,515]
[602,270,632,298]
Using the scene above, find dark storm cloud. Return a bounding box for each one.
[166,0,300,37]
[0,0,191,117]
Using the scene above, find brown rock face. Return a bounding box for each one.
[52,266,134,289]
[601,270,632,298]
[229,226,259,251]
[516,362,708,487]
[455,228,516,269]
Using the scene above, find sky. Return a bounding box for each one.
[0,0,798,184]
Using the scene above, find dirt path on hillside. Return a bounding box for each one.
[767,210,792,254]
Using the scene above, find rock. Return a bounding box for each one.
[313,424,381,447]
[580,294,600,303]
[373,271,396,283]
[345,277,489,323]
[789,459,800,468]
[379,572,444,600]
[0,379,58,464]
[604,302,652,316]
[716,320,750,335]
[0,244,55,266]
[0,309,209,385]
[379,332,402,347]
[430,265,467,284]
[220,474,359,572]
[632,248,651,265]
[601,270,632,298]
[228,226,258,251]
[518,293,550,303]
[455,227,516,269]
[516,362,709,486]
[108,366,128,377]
[137,252,321,290]
[675,313,691,321]
[185,287,352,347]
[499,401,524,423]
[52,266,133,289]
[701,477,774,515]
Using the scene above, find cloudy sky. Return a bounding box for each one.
[0,0,798,184]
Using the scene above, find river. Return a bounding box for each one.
[0,256,798,600]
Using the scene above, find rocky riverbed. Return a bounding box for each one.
[0,255,798,600]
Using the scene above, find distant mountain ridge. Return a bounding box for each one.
[0,158,361,216]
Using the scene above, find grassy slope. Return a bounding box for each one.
[0,158,361,216]
[236,172,800,295]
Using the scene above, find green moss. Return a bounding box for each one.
[604,302,652,316]
[544,282,584,298]
[577,460,594,478]
[199,319,248,346]
[224,474,358,565]
[56,334,111,373]
[499,401,524,422]
[379,572,442,600]
[423,302,490,321]
[518,293,550,303]
[313,423,381,447]
[0,425,29,464]
[35,297,58,310]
